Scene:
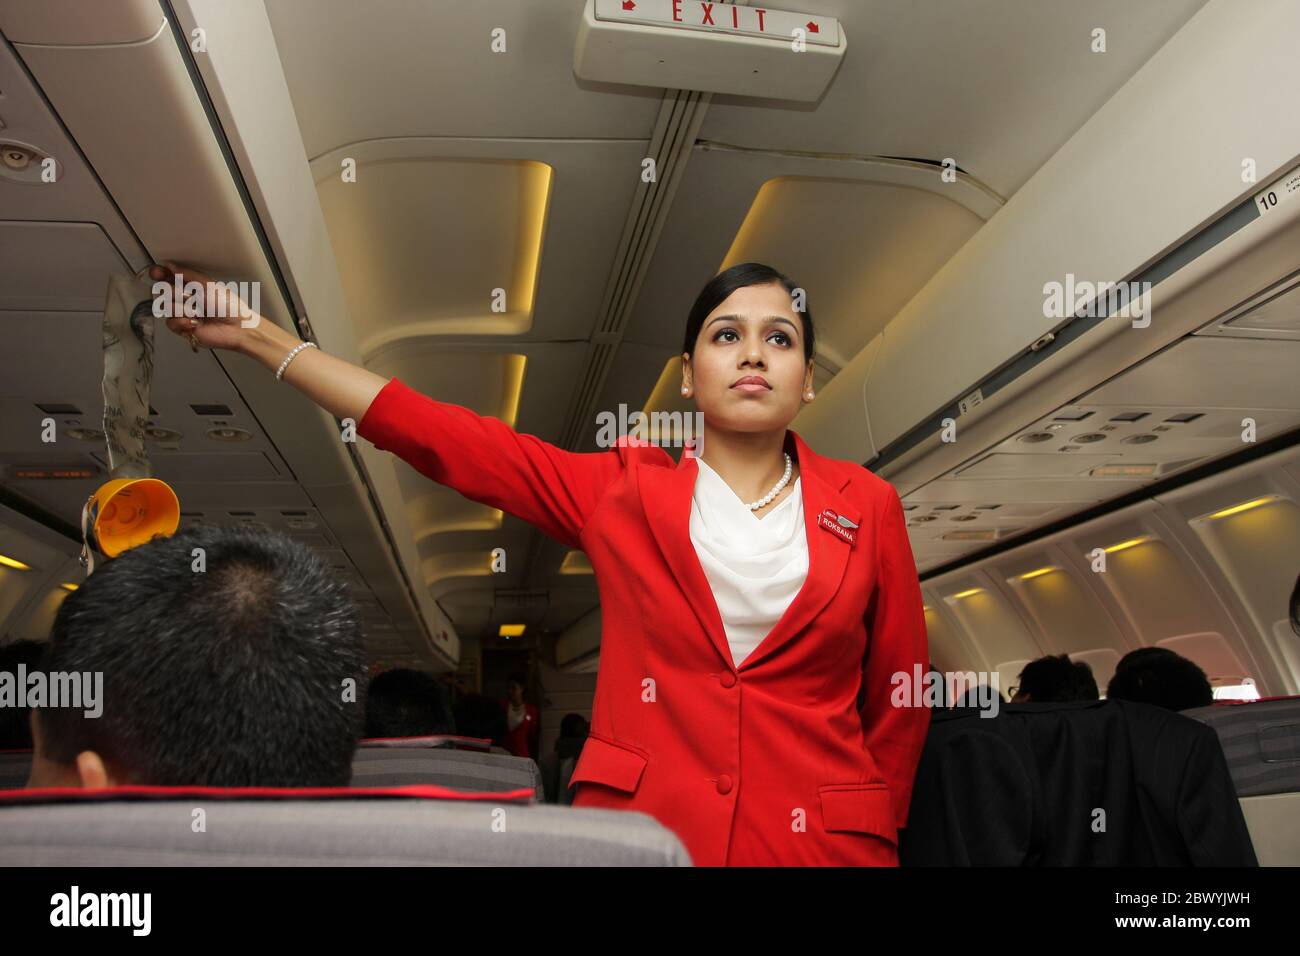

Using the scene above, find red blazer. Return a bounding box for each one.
[359,379,930,866]
[501,700,540,760]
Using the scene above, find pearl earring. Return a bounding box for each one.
[681,386,688,394]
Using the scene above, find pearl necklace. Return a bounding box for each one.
[745,452,794,511]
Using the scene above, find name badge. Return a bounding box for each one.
[817,511,857,546]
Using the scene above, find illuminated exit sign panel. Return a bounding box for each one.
[594,0,841,47]
[577,0,846,102]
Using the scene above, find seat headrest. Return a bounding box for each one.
[358,734,493,750]
[0,783,535,807]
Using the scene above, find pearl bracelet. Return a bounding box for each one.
[275,341,318,381]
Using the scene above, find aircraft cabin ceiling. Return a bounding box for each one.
[253,0,1214,648]
[10,0,1296,667]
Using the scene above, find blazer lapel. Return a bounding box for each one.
[637,429,859,673]
[738,430,859,672]
[639,451,734,669]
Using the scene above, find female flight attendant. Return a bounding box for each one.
[155,260,930,866]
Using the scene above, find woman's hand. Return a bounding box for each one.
[150,261,270,354]
[149,260,389,421]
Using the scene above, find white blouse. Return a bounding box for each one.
[689,456,809,668]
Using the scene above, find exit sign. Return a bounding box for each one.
[594,0,840,47]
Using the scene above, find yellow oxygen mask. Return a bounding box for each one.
[83,477,180,559]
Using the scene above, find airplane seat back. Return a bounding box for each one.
[351,742,543,798]
[0,751,31,789]
[0,788,693,866]
[1182,696,1300,866]
[2,742,549,797]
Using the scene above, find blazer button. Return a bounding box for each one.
[716,774,733,794]
[719,672,737,688]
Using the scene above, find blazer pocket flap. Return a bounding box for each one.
[819,784,897,844]
[567,734,648,793]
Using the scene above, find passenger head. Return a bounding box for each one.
[680,262,817,435]
[925,661,948,708]
[506,672,527,707]
[1011,654,1099,703]
[30,525,366,789]
[0,640,47,749]
[955,684,1002,708]
[558,713,589,740]
[1106,647,1213,711]
[364,668,453,738]
[453,694,508,747]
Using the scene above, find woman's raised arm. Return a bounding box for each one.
[152,262,386,423]
[154,262,630,549]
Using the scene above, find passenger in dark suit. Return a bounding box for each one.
[364,668,455,738]
[1106,647,1213,712]
[900,697,1257,866]
[1009,654,1098,703]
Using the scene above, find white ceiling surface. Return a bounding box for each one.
[699,0,1212,198]
[265,0,1208,197]
[263,0,666,160]
[253,0,1220,643]
[621,156,989,368]
[310,137,650,355]
[365,344,602,641]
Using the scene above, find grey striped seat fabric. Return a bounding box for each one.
[1183,698,1300,797]
[0,797,692,866]
[358,735,492,749]
[0,752,32,789]
[351,746,544,798]
[2,747,546,796]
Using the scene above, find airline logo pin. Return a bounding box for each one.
[817,508,858,545]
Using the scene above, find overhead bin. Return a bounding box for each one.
[792,333,881,465]
[851,0,1300,481]
[0,0,162,45]
[1,0,457,667]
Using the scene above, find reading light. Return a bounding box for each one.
[1017,566,1057,581]
[1102,536,1151,554]
[1090,463,1158,478]
[499,624,526,638]
[1204,495,1281,521]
